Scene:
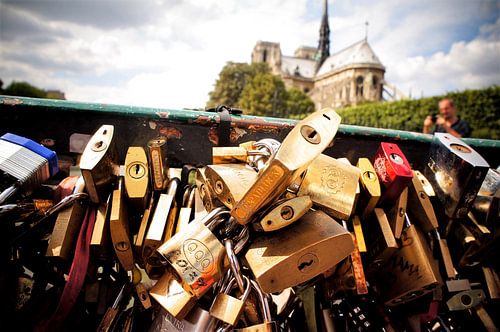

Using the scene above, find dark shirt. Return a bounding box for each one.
[433,117,472,137]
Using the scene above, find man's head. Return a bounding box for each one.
[438,98,457,120]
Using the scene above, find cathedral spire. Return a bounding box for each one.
[317,0,330,66]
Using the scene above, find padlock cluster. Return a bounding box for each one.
[1,109,499,332]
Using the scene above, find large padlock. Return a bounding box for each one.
[204,164,257,210]
[376,218,442,306]
[295,154,360,220]
[210,276,252,326]
[232,109,341,225]
[245,210,354,293]
[156,207,229,298]
[372,142,413,207]
[424,133,489,218]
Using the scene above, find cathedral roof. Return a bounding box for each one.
[281,56,317,78]
[316,39,384,76]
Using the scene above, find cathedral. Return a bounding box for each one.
[251,1,386,110]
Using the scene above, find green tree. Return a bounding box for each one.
[2,81,47,98]
[239,73,288,117]
[207,62,270,108]
[286,88,315,119]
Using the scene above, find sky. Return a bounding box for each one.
[0,0,499,110]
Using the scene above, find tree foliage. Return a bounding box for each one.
[2,81,47,98]
[207,62,315,118]
[334,86,500,139]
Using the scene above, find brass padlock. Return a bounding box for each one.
[110,177,134,271]
[134,192,155,261]
[295,154,359,220]
[407,170,439,233]
[204,164,257,209]
[135,283,152,310]
[149,305,214,332]
[124,146,149,211]
[235,279,278,331]
[372,142,413,207]
[143,178,179,264]
[245,210,354,293]
[147,137,168,192]
[414,170,435,197]
[196,167,223,212]
[356,158,381,219]
[232,109,341,225]
[212,146,250,164]
[80,125,119,203]
[377,221,442,306]
[253,196,312,232]
[176,185,195,234]
[46,176,86,261]
[365,208,399,271]
[149,270,197,319]
[425,133,489,218]
[386,187,408,239]
[90,199,111,259]
[210,276,252,326]
[156,208,229,298]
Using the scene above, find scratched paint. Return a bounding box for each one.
[159,126,182,139]
[156,112,170,119]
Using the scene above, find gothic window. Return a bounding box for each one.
[356,76,364,97]
[304,87,310,93]
[294,66,300,76]
[372,76,378,87]
[262,49,267,62]
[346,85,350,101]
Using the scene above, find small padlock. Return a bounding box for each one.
[147,137,168,192]
[46,176,86,261]
[110,176,134,272]
[253,196,312,232]
[356,157,381,219]
[385,187,408,239]
[80,125,119,204]
[245,210,354,293]
[424,133,489,218]
[204,164,257,209]
[149,269,197,319]
[235,279,278,331]
[295,154,360,220]
[372,142,413,207]
[365,208,398,271]
[90,198,111,259]
[176,185,195,234]
[407,170,439,233]
[134,192,155,263]
[124,146,149,211]
[156,207,229,298]
[143,178,179,264]
[232,109,341,225]
[210,276,252,326]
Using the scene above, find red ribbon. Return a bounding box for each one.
[40,205,96,331]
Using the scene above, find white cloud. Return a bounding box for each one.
[1,0,499,108]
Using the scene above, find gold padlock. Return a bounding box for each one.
[147,137,168,192]
[110,177,134,271]
[377,223,442,306]
[386,187,408,239]
[232,109,341,225]
[209,276,252,326]
[407,170,439,233]
[296,154,359,220]
[149,270,197,319]
[80,125,119,203]
[90,200,110,259]
[212,146,250,164]
[414,170,435,197]
[365,208,399,271]
[46,176,86,261]
[245,210,353,293]
[204,164,257,209]
[176,185,195,234]
[196,167,223,212]
[356,158,381,219]
[156,211,228,298]
[143,178,179,264]
[133,192,155,262]
[124,146,149,211]
[253,196,312,232]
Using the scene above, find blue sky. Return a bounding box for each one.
[0,0,499,109]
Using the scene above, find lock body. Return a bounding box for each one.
[149,271,196,319]
[357,157,381,218]
[245,210,353,293]
[254,196,312,232]
[297,154,359,220]
[425,133,489,218]
[124,146,149,210]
